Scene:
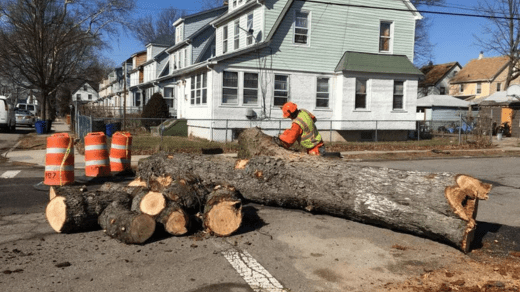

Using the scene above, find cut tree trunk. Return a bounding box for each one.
[203,185,243,236]
[46,186,133,233]
[131,190,167,217]
[155,201,190,236]
[98,202,156,244]
[137,128,493,252]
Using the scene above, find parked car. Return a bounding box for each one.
[0,96,15,132]
[15,109,35,127]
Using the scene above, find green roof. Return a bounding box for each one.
[335,52,423,76]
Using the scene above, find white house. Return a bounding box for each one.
[157,0,423,141]
[72,82,99,104]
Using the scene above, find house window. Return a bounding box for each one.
[316,77,329,108]
[477,82,481,94]
[223,26,228,54]
[202,72,207,104]
[233,0,237,8]
[355,78,367,109]
[83,85,87,91]
[88,94,92,100]
[439,87,446,95]
[379,22,392,52]
[247,13,254,45]
[460,84,464,92]
[497,83,501,92]
[274,75,289,106]
[184,48,188,67]
[191,76,195,105]
[76,94,81,100]
[222,71,238,104]
[180,50,184,68]
[164,87,174,108]
[243,73,258,105]
[176,26,183,43]
[135,92,141,107]
[393,81,404,110]
[234,20,240,50]
[294,11,309,45]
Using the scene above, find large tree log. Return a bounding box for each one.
[137,128,492,252]
[46,186,133,233]
[203,185,243,236]
[155,201,190,236]
[98,202,156,244]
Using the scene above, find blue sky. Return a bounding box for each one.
[101,0,495,68]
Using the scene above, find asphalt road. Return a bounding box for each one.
[0,157,519,292]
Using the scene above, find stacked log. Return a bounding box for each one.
[135,127,493,252]
[45,175,244,244]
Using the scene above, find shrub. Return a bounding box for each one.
[141,92,170,130]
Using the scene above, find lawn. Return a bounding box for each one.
[16,132,495,154]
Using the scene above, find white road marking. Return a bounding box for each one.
[222,249,287,292]
[1,170,21,179]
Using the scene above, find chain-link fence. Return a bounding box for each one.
[74,111,496,146]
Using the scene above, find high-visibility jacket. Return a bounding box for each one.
[280,109,322,149]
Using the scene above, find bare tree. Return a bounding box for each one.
[132,7,186,46]
[475,0,520,88]
[198,0,224,10]
[410,0,445,66]
[0,0,135,120]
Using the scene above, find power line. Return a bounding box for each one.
[300,0,520,21]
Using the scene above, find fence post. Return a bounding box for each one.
[458,113,462,145]
[375,121,378,142]
[489,117,493,144]
[417,121,420,141]
[329,120,332,142]
[225,119,228,143]
[89,115,92,133]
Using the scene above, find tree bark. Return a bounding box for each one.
[98,202,156,244]
[46,186,133,233]
[137,128,493,252]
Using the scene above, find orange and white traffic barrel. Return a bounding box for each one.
[110,131,132,172]
[44,133,74,186]
[84,132,110,177]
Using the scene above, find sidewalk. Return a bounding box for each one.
[5,120,149,169]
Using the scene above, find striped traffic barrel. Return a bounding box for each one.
[84,132,110,177]
[110,131,132,172]
[44,133,74,186]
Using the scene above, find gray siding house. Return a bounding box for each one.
[167,0,423,141]
[126,6,228,117]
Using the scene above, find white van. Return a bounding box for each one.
[16,103,38,116]
[0,96,15,132]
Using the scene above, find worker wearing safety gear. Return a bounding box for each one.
[277,102,325,155]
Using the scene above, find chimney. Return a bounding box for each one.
[478,51,484,60]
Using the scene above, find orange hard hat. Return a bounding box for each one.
[281,102,297,118]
